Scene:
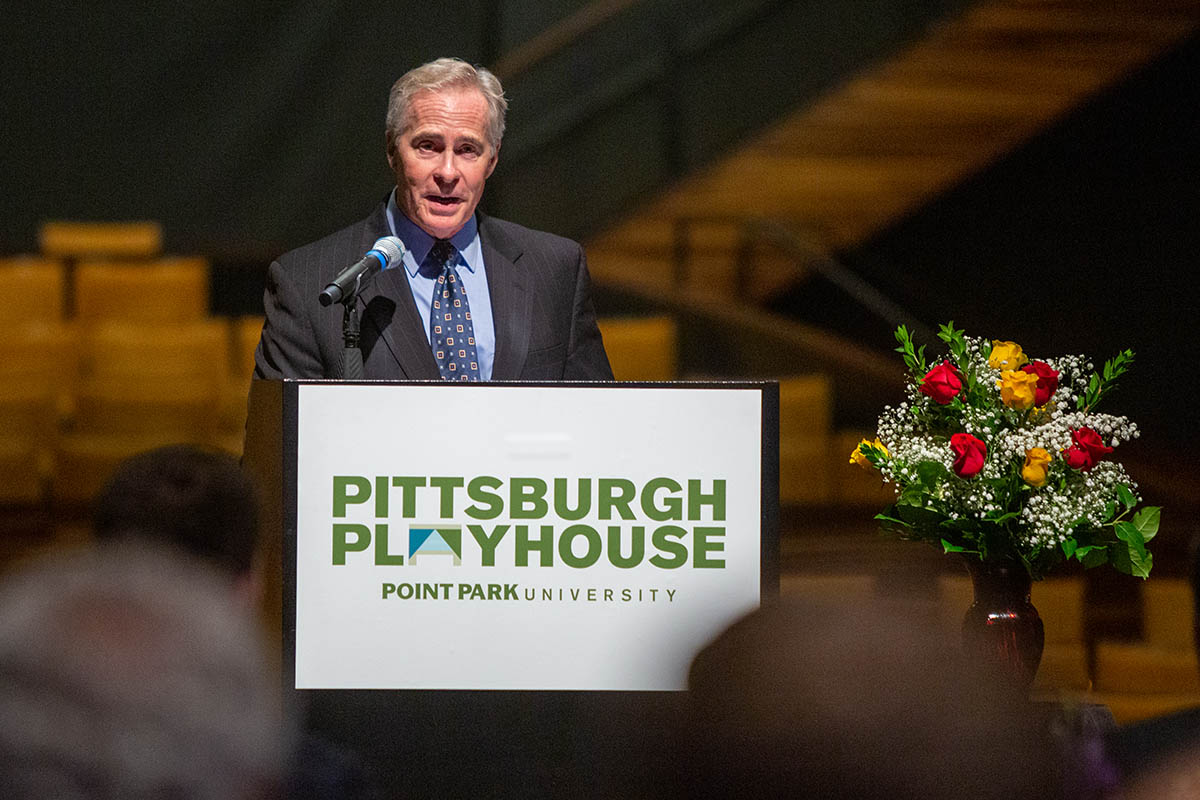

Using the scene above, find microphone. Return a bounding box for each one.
[318,236,406,306]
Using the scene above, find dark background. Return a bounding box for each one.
[1,0,974,259]
[775,30,1200,448]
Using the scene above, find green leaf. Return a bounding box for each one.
[1115,520,1148,552]
[1114,522,1153,579]
[1132,506,1161,543]
[1111,537,1152,579]
[1061,538,1078,559]
[937,322,967,363]
[1082,350,1136,412]
[895,503,947,530]
[874,512,910,527]
[893,324,928,375]
[1115,484,1136,510]
[915,460,950,487]
[941,539,966,554]
[1078,546,1109,569]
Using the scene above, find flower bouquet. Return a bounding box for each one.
[852,323,1161,582]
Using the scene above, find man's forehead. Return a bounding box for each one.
[406,88,488,129]
[407,125,486,144]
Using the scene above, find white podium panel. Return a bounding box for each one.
[292,383,766,691]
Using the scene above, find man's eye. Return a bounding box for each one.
[416,141,435,152]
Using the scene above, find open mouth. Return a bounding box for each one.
[427,195,462,207]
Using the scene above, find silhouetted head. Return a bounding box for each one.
[0,543,285,798]
[678,593,1059,800]
[93,444,261,578]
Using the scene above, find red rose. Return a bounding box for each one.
[1064,426,1113,471]
[950,432,987,478]
[1063,445,1092,470]
[919,361,963,405]
[1020,360,1060,406]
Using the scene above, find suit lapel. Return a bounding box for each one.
[355,203,441,380]
[480,214,531,380]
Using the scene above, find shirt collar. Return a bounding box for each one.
[387,189,481,277]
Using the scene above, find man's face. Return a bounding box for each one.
[388,87,498,240]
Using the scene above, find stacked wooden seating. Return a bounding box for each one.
[74,257,209,323]
[0,257,73,505]
[1032,577,1091,692]
[217,314,265,454]
[0,256,66,322]
[778,375,832,505]
[1092,578,1200,723]
[39,221,162,260]
[597,316,679,381]
[3,232,906,520]
[0,223,265,513]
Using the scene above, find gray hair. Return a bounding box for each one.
[386,57,507,155]
[0,543,286,799]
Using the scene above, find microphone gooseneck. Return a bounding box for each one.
[319,236,407,306]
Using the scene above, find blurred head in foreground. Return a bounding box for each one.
[0,544,285,799]
[679,594,1059,800]
[93,444,262,602]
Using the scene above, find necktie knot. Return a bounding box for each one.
[430,239,457,272]
[428,240,479,381]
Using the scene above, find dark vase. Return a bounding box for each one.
[961,558,1045,689]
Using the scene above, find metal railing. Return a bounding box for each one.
[671,214,935,342]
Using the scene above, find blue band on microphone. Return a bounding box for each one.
[368,250,388,269]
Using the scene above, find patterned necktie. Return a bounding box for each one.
[429,240,480,381]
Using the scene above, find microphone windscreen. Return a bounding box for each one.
[371,236,406,268]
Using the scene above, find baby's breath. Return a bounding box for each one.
[867,325,1157,579]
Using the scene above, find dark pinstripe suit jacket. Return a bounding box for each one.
[253,202,612,381]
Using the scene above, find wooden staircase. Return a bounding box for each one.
[586,0,1200,300]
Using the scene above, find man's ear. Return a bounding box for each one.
[386,131,396,171]
[485,143,500,179]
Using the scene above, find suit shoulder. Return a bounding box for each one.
[479,215,581,256]
[275,204,388,276]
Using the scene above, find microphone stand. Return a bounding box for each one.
[339,274,365,380]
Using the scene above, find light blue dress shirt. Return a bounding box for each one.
[386,191,496,380]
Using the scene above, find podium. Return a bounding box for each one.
[244,379,778,797]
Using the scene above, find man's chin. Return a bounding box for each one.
[417,213,465,239]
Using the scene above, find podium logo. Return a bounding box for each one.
[329,474,729,569]
[408,526,462,565]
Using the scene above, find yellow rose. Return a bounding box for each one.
[999,369,1039,410]
[1022,447,1052,487]
[989,340,1029,371]
[849,438,888,470]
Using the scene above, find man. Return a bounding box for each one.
[93,443,262,604]
[254,57,612,381]
[0,544,284,799]
[677,594,1060,799]
[90,444,379,800]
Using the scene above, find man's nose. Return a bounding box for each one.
[432,152,459,183]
